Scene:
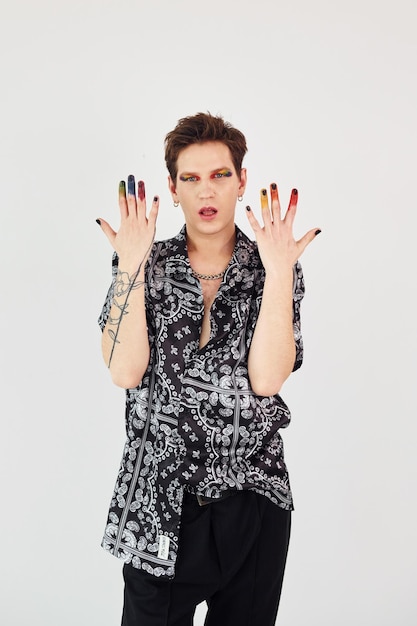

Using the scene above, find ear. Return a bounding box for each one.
[168,175,178,201]
[238,168,247,196]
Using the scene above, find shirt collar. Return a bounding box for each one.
[164,224,260,270]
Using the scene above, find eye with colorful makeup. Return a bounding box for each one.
[179,174,199,182]
[179,169,233,183]
[212,169,233,179]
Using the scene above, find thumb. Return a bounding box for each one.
[96,218,116,245]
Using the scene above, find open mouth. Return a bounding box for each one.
[199,207,218,217]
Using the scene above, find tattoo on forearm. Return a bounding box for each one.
[113,271,145,297]
[107,262,146,367]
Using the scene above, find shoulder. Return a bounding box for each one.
[148,227,187,266]
[234,226,263,270]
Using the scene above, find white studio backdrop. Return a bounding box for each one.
[1,0,416,624]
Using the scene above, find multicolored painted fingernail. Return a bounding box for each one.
[260,188,268,209]
[246,205,251,211]
[96,218,101,225]
[119,181,126,197]
[288,188,298,208]
[271,183,277,191]
[138,180,145,201]
[127,174,135,196]
[315,229,322,236]
[153,196,158,203]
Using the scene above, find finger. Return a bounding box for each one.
[136,180,146,220]
[245,205,262,233]
[260,188,272,226]
[96,218,117,246]
[296,227,321,255]
[147,196,159,230]
[283,188,298,226]
[270,182,281,221]
[126,174,137,217]
[137,180,146,204]
[118,180,128,220]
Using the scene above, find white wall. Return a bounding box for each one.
[1,0,416,624]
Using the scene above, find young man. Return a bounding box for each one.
[97,113,319,625]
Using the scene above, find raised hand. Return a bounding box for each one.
[98,176,159,376]
[97,175,159,273]
[245,183,320,273]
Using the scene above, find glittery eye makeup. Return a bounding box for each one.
[179,174,199,182]
[212,168,232,178]
[179,168,233,182]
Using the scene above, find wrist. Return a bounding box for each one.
[264,265,293,284]
[117,258,146,277]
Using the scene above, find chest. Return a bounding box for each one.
[199,279,222,348]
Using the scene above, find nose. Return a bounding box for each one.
[198,178,215,199]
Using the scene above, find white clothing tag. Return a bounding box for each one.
[157,535,170,560]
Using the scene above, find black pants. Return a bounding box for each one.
[121,491,291,626]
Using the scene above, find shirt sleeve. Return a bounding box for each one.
[292,261,305,372]
[98,252,119,332]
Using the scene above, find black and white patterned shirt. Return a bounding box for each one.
[98,225,304,578]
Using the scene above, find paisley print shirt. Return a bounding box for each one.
[98,225,304,578]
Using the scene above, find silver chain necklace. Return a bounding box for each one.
[191,268,226,281]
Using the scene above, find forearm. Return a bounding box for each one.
[102,263,150,388]
[247,267,295,396]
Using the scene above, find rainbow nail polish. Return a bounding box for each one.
[127,175,135,196]
[138,180,145,201]
[260,189,269,210]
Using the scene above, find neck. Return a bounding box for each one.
[186,225,236,274]
[186,225,236,257]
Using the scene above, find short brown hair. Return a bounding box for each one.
[164,112,247,182]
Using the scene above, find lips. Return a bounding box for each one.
[199,206,217,217]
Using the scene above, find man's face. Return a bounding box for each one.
[168,141,246,239]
